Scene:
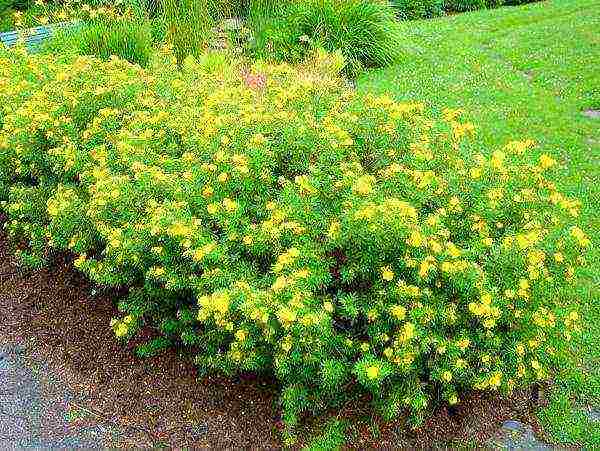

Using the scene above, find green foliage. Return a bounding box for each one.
[250,0,402,74]
[305,419,348,451]
[443,0,504,12]
[0,43,591,440]
[443,0,486,12]
[0,0,31,11]
[47,16,153,67]
[502,0,539,4]
[162,0,212,66]
[141,0,163,18]
[136,336,172,357]
[391,0,444,20]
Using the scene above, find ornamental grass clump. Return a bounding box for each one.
[249,0,403,74]
[0,47,589,439]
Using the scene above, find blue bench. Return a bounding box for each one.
[0,22,74,51]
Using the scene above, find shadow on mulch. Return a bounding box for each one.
[0,226,547,448]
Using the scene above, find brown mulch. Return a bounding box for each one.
[0,224,546,448]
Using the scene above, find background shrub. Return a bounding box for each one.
[502,0,538,4]
[444,0,504,12]
[0,47,588,440]
[250,0,403,74]
[47,16,153,67]
[0,0,31,11]
[443,0,485,12]
[162,0,212,66]
[391,0,444,20]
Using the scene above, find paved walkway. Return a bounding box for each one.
[0,345,118,448]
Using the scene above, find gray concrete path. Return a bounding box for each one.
[0,345,118,448]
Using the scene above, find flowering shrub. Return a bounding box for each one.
[0,46,589,439]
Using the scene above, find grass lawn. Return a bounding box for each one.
[358,0,599,445]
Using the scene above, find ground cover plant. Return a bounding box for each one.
[0,35,592,444]
[357,0,599,444]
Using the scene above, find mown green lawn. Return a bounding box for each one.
[358,0,599,445]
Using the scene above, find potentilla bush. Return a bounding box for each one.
[0,46,589,440]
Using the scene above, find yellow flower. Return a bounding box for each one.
[222,197,238,212]
[446,242,461,258]
[282,337,292,352]
[390,305,406,320]
[381,265,394,281]
[400,322,415,342]
[202,184,214,197]
[442,108,462,122]
[488,371,502,388]
[151,266,165,277]
[407,230,424,247]
[294,175,317,195]
[457,338,470,351]
[74,254,87,268]
[352,175,375,196]
[235,329,248,341]
[553,252,564,263]
[491,150,505,170]
[323,301,334,313]
[519,278,530,290]
[114,322,128,338]
[366,365,380,380]
[272,276,288,292]
[213,293,231,315]
[569,226,590,247]
[442,371,452,383]
[328,220,341,239]
[242,235,253,245]
[469,167,482,179]
[538,154,556,169]
[207,202,220,214]
[483,318,496,329]
[449,394,459,405]
[568,311,579,321]
[448,196,462,213]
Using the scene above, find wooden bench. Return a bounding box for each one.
[0,22,74,51]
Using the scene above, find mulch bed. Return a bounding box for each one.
[0,221,547,447]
